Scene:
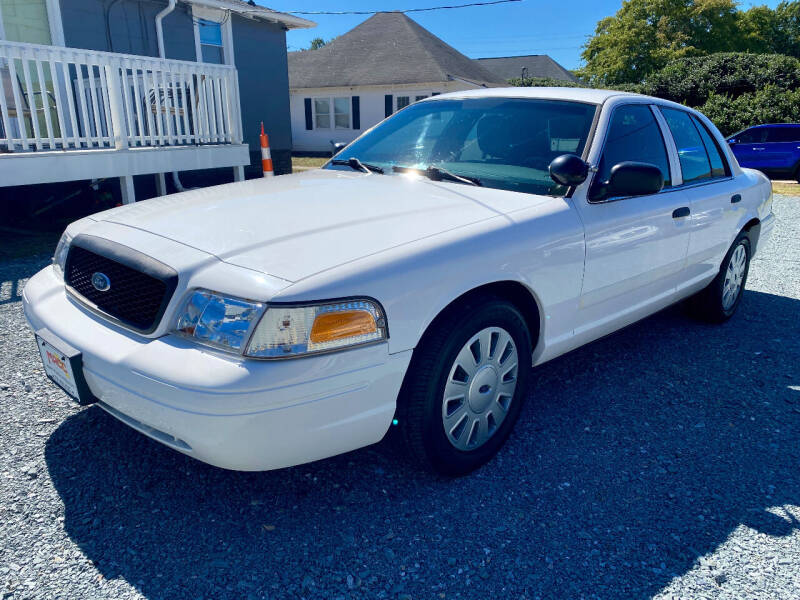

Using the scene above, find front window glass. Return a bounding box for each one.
[594,104,671,191]
[661,107,711,184]
[397,96,410,110]
[737,128,766,144]
[329,97,598,196]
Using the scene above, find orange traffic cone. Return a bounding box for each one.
[260,122,274,177]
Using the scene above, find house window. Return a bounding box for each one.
[314,97,350,129]
[396,96,410,110]
[314,98,330,129]
[198,19,224,64]
[415,95,427,102]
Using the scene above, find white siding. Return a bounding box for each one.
[289,81,475,153]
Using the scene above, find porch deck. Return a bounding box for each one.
[0,40,249,202]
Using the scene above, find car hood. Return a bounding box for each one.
[96,170,543,282]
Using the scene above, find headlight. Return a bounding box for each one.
[175,289,265,352]
[245,299,387,358]
[52,231,72,278]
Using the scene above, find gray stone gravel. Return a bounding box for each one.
[1,196,799,600]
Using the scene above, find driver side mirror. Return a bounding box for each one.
[727,138,737,145]
[592,161,663,200]
[548,154,589,186]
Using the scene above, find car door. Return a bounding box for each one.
[763,126,800,175]
[572,103,692,337]
[658,107,742,290]
[728,127,766,169]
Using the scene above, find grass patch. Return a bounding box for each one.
[772,180,800,196]
[292,156,328,169]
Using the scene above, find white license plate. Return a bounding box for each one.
[37,335,81,400]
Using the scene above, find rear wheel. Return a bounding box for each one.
[395,296,532,476]
[687,232,751,322]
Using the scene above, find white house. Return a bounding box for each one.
[287,12,503,153]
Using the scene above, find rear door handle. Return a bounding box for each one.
[672,206,690,219]
[731,194,742,204]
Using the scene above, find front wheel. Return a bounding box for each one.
[687,232,751,322]
[395,296,532,476]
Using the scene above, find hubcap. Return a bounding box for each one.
[722,243,747,310]
[442,327,518,451]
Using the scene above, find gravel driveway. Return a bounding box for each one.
[1,196,798,600]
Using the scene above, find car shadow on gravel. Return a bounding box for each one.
[45,290,800,599]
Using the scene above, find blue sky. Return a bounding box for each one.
[267,0,782,71]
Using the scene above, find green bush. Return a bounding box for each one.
[639,53,800,106]
[507,76,586,88]
[699,86,800,135]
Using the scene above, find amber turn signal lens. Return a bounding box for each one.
[309,310,377,344]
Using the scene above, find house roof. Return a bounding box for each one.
[288,12,504,89]
[184,0,315,30]
[475,55,577,82]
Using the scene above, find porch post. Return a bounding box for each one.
[119,175,136,204]
[105,65,128,150]
[155,173,168,196]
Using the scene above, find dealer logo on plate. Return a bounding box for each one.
[91,272,111,292]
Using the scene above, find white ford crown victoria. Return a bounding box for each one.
[23,88,774,475]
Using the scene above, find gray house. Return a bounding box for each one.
[476,55,577,83]
[0,0,314,203]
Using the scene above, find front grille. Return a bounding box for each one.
[65,241,176,333]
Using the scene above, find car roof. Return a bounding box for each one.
[427,86,645,105]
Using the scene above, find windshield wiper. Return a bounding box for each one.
[331,157,384,174]
[392,165,481,186]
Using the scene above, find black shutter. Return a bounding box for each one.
[384,94,393,118]
[304,98,313,130]
[352,96,360,129]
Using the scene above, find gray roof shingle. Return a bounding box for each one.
[288,12,504,89]
[475,55,577,82]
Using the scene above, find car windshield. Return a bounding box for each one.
[327,97,598,196]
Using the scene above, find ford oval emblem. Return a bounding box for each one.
[91,272,111,292]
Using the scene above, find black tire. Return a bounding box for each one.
[687,232,752,323]
[395,295,532,476]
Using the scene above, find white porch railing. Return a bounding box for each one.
[0,40,242,153]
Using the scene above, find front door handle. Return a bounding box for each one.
[731,194,742,204]
[752,147,765,151]
[672,206,690,219]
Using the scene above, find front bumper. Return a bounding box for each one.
[23,265,412,471]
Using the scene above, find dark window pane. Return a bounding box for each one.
[661,108,711,183]
[201,45,224,64]
[692,115,728,178]
[596,104,671,189]
[737,128,767,144]
[765,127,800,143]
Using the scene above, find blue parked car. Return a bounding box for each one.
[727,123,800,182]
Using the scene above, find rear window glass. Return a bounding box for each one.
[661,108,711,184]
[765,127,800,143]
[691,115,729,178]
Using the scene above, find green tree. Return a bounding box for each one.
[578,0,741,85]
[309,37,327,50]
[739,1,800,56]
